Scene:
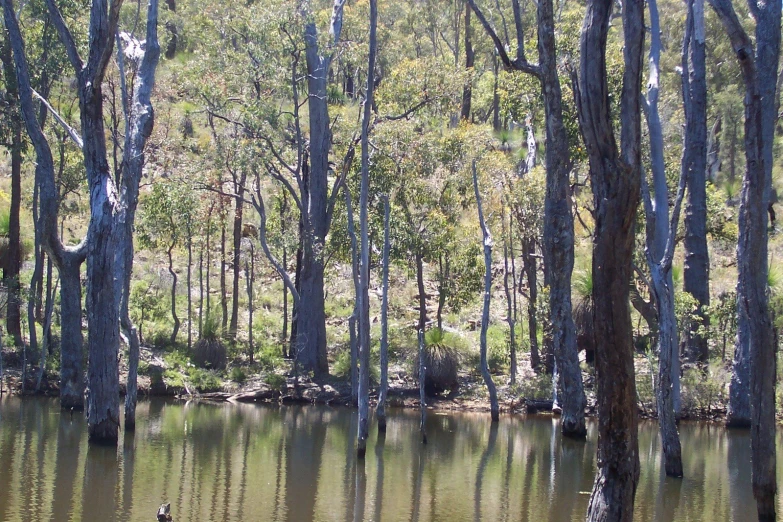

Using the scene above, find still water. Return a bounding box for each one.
[0,396,774,521]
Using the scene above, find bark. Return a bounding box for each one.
[522,239,540,370]
[116,4,160,430]
[682,0,710,366]
[168,243,180,345]
[186,226,193,351]
[473,162,499,422]
[575,0,644,513]
[641,0,684,477]
[280,193,289,354]
[502,208,517,385]
[436,254,449,330]
[727,304,751,427]
[706,117,722,182]
[2,0,89,412]
[357,0,377,457]
[416,253,427,333]
[418,329,427,444]
[460,1,474,121]
[229,170,246,339]
[246,248,254,363]
[708,0,781,516]
[466,0,584,431]
[377,196,390,432]
[345,187,359,406]
[295,1,348,376]
[521,115,536,175]
[198,247,204,337]
[0,34,23,347]
[220,212,228,332]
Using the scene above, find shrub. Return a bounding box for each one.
[516,372,552,401]
[229,366,247,384]
[681,362,729,415]
[193,316,227,370]
[256,343,283,372]
[265,373,286,391]
[486,324,508,374]
[423,328,462,396]
[187,367,222,392]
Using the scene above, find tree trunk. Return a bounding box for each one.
[416,253,427,333]
[436,254,448,330]
[357,0,377,457]
[185,226,192,351]
[168,244,180,345]
[229,171,246,339]
[576,0,644,514]
[538,0,586,436]
[706,117,722,182]
[220,212,228,332]
[460,1,474,121]
[473,162,499,422]
[708,0,781,516]
[418,329,427,444]
[641,0,684,476]
[59,254,84,409]
[682,0,710,366]
[198,246,204,337]
[377,196,390,432]
[246,248,254,363]
[0,32,23,348]
[522,239,540,371]
[727,304,751,427]
[502,210,517,385]
[345,186,359,405]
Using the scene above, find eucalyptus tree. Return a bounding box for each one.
[708,0,781,516]
[4,0,161,442]
[681,0,710,366]
[468,0,587,438]
[639,0,686,477]
[575,0,644,515]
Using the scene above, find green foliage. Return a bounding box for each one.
[187,367,222,392]
[486,324,509,374]
[256,343,284,372]
[681,362,729,414]
[265,373,286,391]
[229,366,247,384]
[516,372,553,401]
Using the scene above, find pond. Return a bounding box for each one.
[0,396,774,521]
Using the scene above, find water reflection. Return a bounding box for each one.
[0,396,777,521]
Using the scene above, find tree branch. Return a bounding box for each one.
[43,0,83,74]
[31,89,83,148]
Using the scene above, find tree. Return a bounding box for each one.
[708,0,781,517]
[639,0,685,477]
[356,0,377,458]
[575,0,644,515]
[682,0,710,366]
[468,0,587,438]
[473,160,498,422]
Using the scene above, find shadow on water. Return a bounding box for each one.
[0,397,777,521]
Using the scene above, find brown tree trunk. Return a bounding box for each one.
[377,196,390,432]
[460,1,474,121]
[229,171,246,339]
[576,0,644,514]
[708,0,781,516]
[522,239,540,371]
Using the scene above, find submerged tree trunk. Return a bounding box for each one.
[728,307,751,427]
[641,0,684,477]
[357,0,377,457]
[346,187,359,406]
[59,254,85,409]
[378,196,390,432]
[418,329,427,444]
[708,0,781,516]
[473,162,499,422]
[682,0,710,366]
[576,0,644,514]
